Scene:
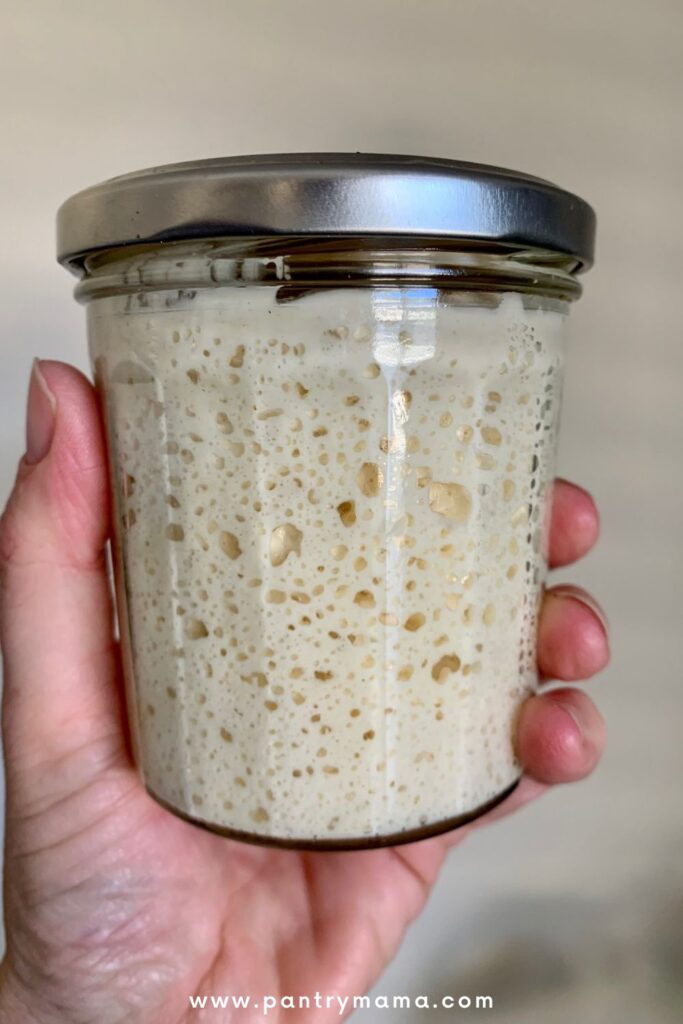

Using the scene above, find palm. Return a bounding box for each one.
[0,361,608,1023]
[5,659,443,1022]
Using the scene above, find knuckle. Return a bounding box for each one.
[0,464,43,580]
[0,496,25,574]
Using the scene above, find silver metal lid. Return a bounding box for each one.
[57,152,596,275]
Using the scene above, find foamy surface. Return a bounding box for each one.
[89,286,567,842]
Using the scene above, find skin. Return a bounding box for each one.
[0,361,609,1023]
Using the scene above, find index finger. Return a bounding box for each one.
[548,479,600,568]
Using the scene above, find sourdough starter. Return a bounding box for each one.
[89,285,567,843]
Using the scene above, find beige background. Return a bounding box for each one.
[1,1,682,1020]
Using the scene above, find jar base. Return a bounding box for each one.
[145,777,521,851]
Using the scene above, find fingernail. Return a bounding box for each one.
[25,359,57,465]
[554,692,606,748]
[549,584,610,634]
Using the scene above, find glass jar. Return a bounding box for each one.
[57,155,595,848]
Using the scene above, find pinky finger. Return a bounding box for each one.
[435,689,606,847]
[516,687,606,785]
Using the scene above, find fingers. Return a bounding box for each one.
[537,585,609,681]
[445,687,606,845]
[0,360,125,809]
[436,482,605,849]
[516,687,606,785]
[0,360,109,573]
[471,684,606,836]
[548,479,600,568]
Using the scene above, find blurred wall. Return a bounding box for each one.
[1,1,682,1020]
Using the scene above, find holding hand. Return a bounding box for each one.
[0,360,608,1023]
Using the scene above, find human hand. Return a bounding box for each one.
[0,360,609,1022]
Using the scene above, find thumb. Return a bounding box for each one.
[0,359,127,820]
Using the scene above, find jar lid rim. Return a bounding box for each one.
[56,152,596,275]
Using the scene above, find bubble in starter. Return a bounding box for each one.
[337,501,357,527]
[185,618,209,640]
[269,524,303,566]
[219,531,242,559]
[431,654,462,682]
[481,426,502,446]
[428,482,472,522]
[356,462,383,497]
